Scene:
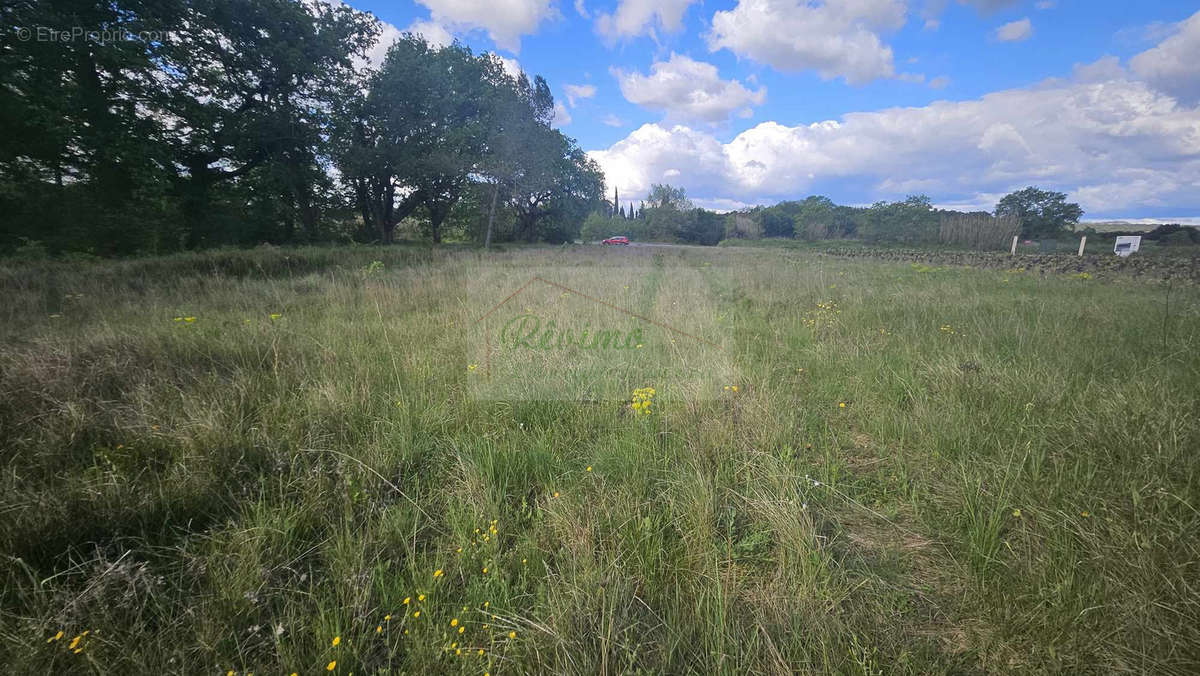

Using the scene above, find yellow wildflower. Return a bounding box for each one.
[332,636,341,647]
[269,313,281,320]
[183,316,196,323]
[47,631,63,643]
[418,594,426,602]
[69,635,81,650]
[1012,509,1022,518]
[451,618,459,627]
[838,402,846,408]
[434,569,443,578]
[376,625,382,634]
[326,661,336,671]
[403,597,410,605]
[586,466,592,472]
[413,611,421,618]
[458,626,465,634]
[509,631,517,639]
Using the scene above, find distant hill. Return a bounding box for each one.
[1082,220,1200,233]
[1082,221,1163,233]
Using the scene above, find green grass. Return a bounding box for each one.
[1,245,1198,674]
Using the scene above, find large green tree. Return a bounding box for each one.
[0,0,183,252]
[156,0,376,246]
[339,36,504,243]
[995,186,1084,239]
[0,0,377,253]
[477,70,554,248]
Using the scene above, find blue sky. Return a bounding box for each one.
[345,0,1200,222]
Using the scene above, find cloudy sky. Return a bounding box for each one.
[347,0,1200,221]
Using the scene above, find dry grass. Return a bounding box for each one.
[1,243,1198,674]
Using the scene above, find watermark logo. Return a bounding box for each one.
[465,264,735,402]
[15,27,171,44]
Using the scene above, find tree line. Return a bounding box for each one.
[0,0,605,256]
[0,0,1103,257]
[716,186,1090,249]
[577,184,1086,250]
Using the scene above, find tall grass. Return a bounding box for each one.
[938,212,1019,250]
[1,245,1197,674]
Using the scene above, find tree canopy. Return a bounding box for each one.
[0,1,1091,256]
[995,187,1084,239]
[0,0,602,254]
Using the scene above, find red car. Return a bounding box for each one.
[602,236,630,245]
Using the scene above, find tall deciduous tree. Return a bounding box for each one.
[341,36,503,243]
[995,186,1084,239]
[156,0,377,245]
[478,69,554,248]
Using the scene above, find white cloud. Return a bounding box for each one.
[414,0,556,52]
[1034,1,1056,9]
[574,0,589,19]
[1083,216,1200,226]
[1130,10,1200,105]
[996,18,1033,42]
[589,72,1200,216]
[403,20,522,80]
[693,197,757,212]
[708,0,907,85]
[922,0,1018,24]
[898,72,926,84]
[405,19,454,49]
[602,114,625,127]
[496,55,523,80]
[614,53,767,123]
[1072,56,1124,83]
[928,75,951,89]
[552,101,572,127]
[595,0,698,40]
[960,0,1019,12]
[564,84,597,107]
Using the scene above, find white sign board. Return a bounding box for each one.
[1114,236,1141,257]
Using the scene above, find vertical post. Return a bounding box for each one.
[1010,235,1018,255]
[1077,236,1086,256]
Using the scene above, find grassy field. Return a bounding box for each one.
[2,244,1198,674]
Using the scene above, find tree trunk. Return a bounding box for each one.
[485,181,499,249]
[288,171,318,242]
[353,178,373,234]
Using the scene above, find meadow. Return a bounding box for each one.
[1,244,1198,674]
